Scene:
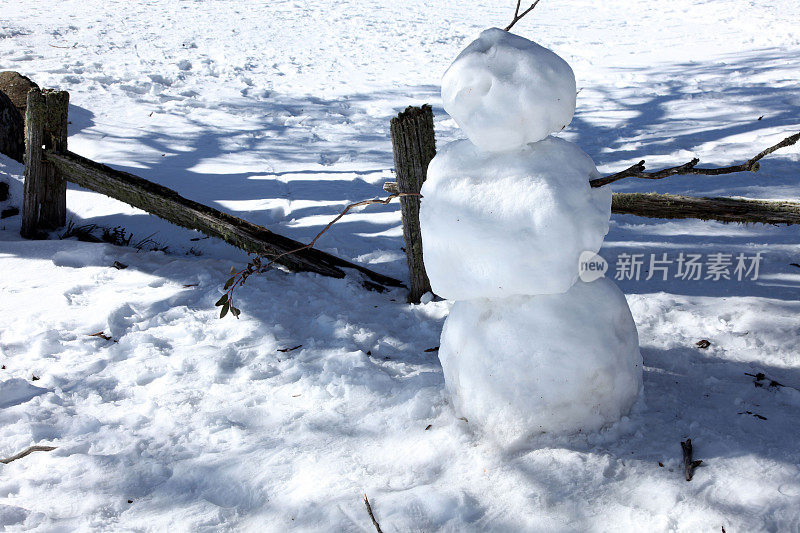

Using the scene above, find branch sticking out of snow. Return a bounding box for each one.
[363,494,384,533]
[0,445,57,464]
[681,439,702,481]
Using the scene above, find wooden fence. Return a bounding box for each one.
[17,86,800,303]
[20,87,403,291]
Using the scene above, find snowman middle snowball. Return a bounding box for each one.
[420,136,611,300]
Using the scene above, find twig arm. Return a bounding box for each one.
[590,132,800,188]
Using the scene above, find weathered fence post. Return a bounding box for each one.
[40,90,69,228]
[390,105,435,303]
[21,88,45,238]
[21,87,68,238]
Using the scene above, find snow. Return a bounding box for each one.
[1,0,800,530]
[439,278,642,444]
[441,28,576,152]
[0,379,48,410]
[420,136,611,299]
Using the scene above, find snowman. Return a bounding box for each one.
[420,28,642,444]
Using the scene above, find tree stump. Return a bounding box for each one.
[0,71,39,118]
[21,88,69,237]
[0,90,24,163]
[390,105,435,303]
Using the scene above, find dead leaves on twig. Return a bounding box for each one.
[88,331,113,341]
[218,193,417,318]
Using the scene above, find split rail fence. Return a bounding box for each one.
[17,86,800,303]
[20,87,403,291]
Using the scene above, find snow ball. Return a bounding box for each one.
[442,28,577,152]
[419,136,611,300]
[438,278,642,443]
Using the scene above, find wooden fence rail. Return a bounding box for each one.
[610,193,800,224]
[20,87,403,290]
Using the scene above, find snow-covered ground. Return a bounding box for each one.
[1,0,800,530]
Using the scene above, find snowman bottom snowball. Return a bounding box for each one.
[438,277,643,444]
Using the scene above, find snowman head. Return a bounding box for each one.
[442,28,577,152]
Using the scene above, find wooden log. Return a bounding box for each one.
[44,150,404,288]
[38,90,69,229]
[612,192,800,225]
[21,88,46,239]
[390,105,435,303]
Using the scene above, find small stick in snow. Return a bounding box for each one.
[363,494,384,533]
[505,0,543,31]
[680,439,702,481]
[277,345,302,353]
[0,445,57,464]
[590,131,800,188]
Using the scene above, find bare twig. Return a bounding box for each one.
[680,439,702,481]
[590,131,800,188]
[218,193,420,318]
[505,0,543,31]
[1,445,57,464]
[272,192,419,265]
[363,494,384,533]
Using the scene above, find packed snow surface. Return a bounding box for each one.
[2,0,800,530]
[420,136,611,300]
[441,28,577,152]
[439,278,642,443]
